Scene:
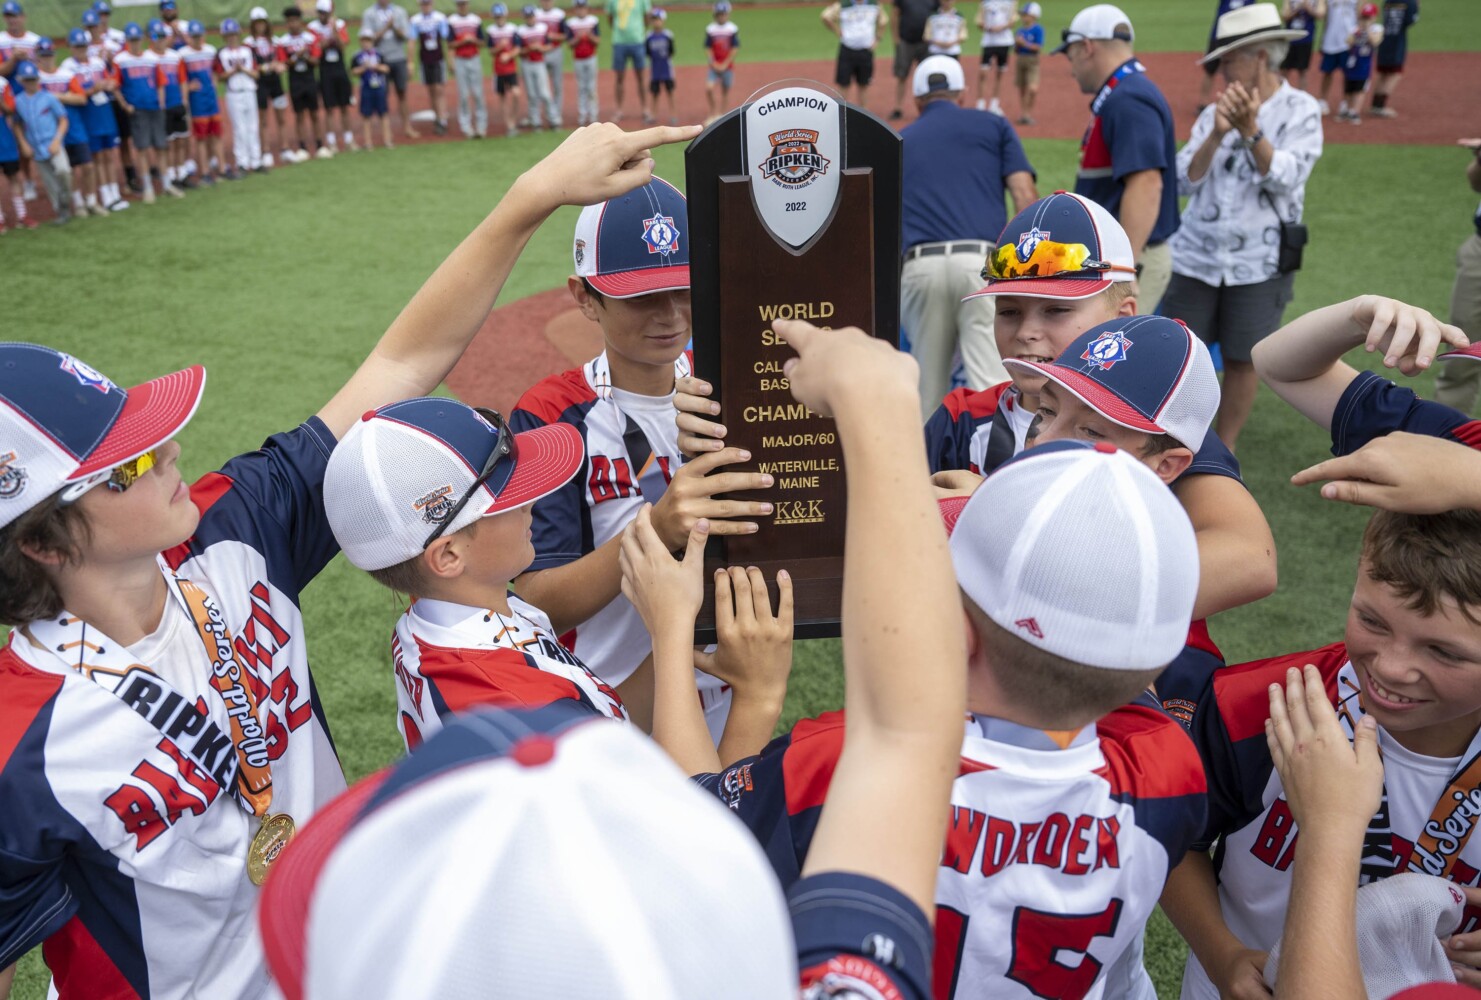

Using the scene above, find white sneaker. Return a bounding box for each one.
[989,98,1003,115]
[21,181,36,201]
[316,146,334,160]
[263,153,274,168]
[1318,99,1331,115]
[975,98,987,110]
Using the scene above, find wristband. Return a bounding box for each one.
[1240,129,1265,149]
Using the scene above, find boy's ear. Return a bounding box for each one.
[1147,446,1194,485]
[568,275,603,323]
[1116,293,1137,318]
[421,534,466,581]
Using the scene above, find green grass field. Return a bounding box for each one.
[2,12,1479,992]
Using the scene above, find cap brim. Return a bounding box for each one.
[938,495,971,536]
[260,773,390,1000]
[964,275,1114,302]
[585,265,691,300]
[1001,359,1165,435]
[69,365,206,478]
[481,422,585,515]
[1201,28,1308,64]
[1438,343,1481,363]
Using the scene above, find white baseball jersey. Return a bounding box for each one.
[707,698,1208,999]
[835,1,882,50]
[1321,0,1358,53]
[447,11,484,58]
[87,34,122,62]
[216,45,258,92]
[1181,643,1481,999]
[926,10,965,53]
[533,5,565,47]
[391,594,627,750]
[0,29,41,66]
[979,0,1014,46]
[0,421,348,999]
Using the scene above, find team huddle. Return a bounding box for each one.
[1,72,1480,1000]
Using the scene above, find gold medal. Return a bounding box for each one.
[247,813,296,886]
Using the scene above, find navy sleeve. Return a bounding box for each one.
[693,735,807,888]
[1102,91,1171,182]
[511,407,590,572]
[997,120,1034,179]
[0,847,75,970]
[1178,428,1244,482]
[205,418,340,595]
[791,872,934,1000]
[922,404,971,474]
[1330,369,1481,457]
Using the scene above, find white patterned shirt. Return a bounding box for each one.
[1170,82,1323,287]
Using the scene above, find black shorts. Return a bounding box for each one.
[290,72,320,112]
[835,45,874,86]
[1343,75,1369,94]
[421,58,444,85]
[258,71,285,109]
[495,71,518,94]
[320,64,353,108]
[165,105,190,139]
[112,97,131,140]
[980,44,1010,67]
[387,59,409,95]
[1281,41,1313,72]
[1,159,19,177]
[1162,271,1295,363]
[64,142,92,166]
[648,76,674,95]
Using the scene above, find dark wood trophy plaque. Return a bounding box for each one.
[687,84,902,641]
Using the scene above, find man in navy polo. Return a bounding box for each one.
[900,54,1037,418]
[1056,3,1178,312]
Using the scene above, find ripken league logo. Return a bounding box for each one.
[0,451,26,500]
[574,238,586,267]
[413,484,456,525]
[758,128,832,189]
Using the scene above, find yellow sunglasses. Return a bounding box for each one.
[106,449,158,492]
[982,239,1139,282]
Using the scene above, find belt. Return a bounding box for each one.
[1145,238,1167,249]
[903,240,991,261]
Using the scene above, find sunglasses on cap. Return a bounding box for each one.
[1059,26,1132,46]
[422,408,515,549]
[981,239,1137,282]
[58,449,159,504]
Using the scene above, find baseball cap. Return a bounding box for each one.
[123,20,142,38]
[323,398,584,572]
[713,0,730,11]
[938,495,972,535]
[249,5,270,19]
[259,702,798,1000]
[67,27,87,44]
[147,17,167,37]
[572,176,690,299]
[1002,316,1219,451]
[0,345,206,531]
[186,18,203,33]
[651,6,665,16]
[965,191,1136,301]
[158,0,176,10]
[12,58,36,77]
[520,4,534,14]
[1359,1,1377,14]
[1052,3,1134,53]
[490,2,506,13]
[315,0,333,11]
[34,35,52,54]
[950,439,1199,671]
[1019,1,1041,15]
[912,54,965,97]
[92,0,110,12]
[221,17,241,32]
[81,10,99,27]
[1,2,21,15]
[1437,342,1481,365]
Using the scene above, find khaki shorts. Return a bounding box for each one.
[1014,53,1039,89]
[893,38,929,80]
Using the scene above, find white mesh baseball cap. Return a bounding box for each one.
[259,703,798,1000]
[1051,3,1134,52]
[950,440,1199,671]
[1002,316,1220,451]
[323,398,583,571]
[966,192,1137,302]
[913,55,965,97]
[572,177,690,299]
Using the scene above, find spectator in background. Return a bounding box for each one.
[517,3,558,127]
[923,0,965,58]
[889,0,935,119]
[216,18,263,172]
[534,0,566,125]
[607,0,651,123]
[644,7,674,123]
[1315,0,1356,114]
[311,0,356,151]
[1011,1,1040,123]
[65,25,125,209]
[352,27,393,146]
[1162,3,1321,451]
[1280,0,1323,90]
[973,0,1013,113]
[0,2,41,77]
[1058,3,1179,312]
[900,55,1037,416]
[1336,1,1381,123]
[362,0,415,137]
[486,2,522,135]
[703,0,737,121]
[447,0,487,137]
[1199,0,1250,111]
[34,36,101,216]
[411,0,450,133]
[0,74,33,229]
[1432,139,1481,413]
[11,60,72,224]
[567,0,599,124]
[1369,0,1416,117]
[822,0,887,109]
[181,20,225,182]
[248,6,289,166]
[277,6,325,161]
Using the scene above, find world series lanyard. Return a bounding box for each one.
[1088,58,1144,117]
[23,571,276,820]
[585,350,690,503]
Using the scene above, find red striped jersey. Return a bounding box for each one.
[515,21,548,60]
[486,21,519,72]
[390,594,628,751]
[533,5,566,48]
[447,11,484,58]
[275,31,320,73]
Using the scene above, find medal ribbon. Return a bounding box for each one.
[1089,58,1144,116]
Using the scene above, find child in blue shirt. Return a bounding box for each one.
[1339,2,1383,123]
[0,75,35,230]
[643,9,675,124]
[11,60,72,223]
[1012,1,1042,125]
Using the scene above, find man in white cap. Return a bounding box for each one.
[899,53,1038,417]
[1161,1,1322,451]
[1055,3,1179,312]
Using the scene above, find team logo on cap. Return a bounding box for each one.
[59,354,115,393]
[1014,617,1043,639]
[640,215,680,257]
[1015,227,1049,261]
[412,484,456,525]
[0,452,27,500]
[758,128,831,189]
[800,957,904,1000]
[1080,330,1133,370]
[573,237,586,267]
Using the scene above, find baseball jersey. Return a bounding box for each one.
[566,13,599,59]
[275,31,320,77]
[704,20,739,66]
[308,16,349,67]
[1377,0,1417,65]
[645,28,674,80]
[411,10,449,61]
[69,56,118,138]
[924,10,965,54]
[487,22,519,73]
[1342,22,1382,79]
[352,47,387,87]
[0,29,40,73]
[38,67,91,144]
[216,45,258,93]
[833,1,882,50]
[1321,0,1358,53]
[516,22,548,61]
[1180,643,1481,999]
[390,594,628,751]
[1075,59,1180,246]
[447,11,484,58]
[1331,370,1481,457]
[155,46,184,107]
[1284,1,1318,42]
[979,0,1014,47]
[534,5,566,50]
[114,48,166,111]
[0,420,348,999]
[249,34,278,73]
[86,33,123,63]
[181,44,220,117]
[703,699,1207,1000]
[1014,21,1043,54]
[0,77,17,162]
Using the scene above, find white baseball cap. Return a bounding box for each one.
[912,54,965,97]
[249,5,269,18]
[323,398,583,571]
[314,0,332,12]
[259,704,799,1000]
[1052,3,1134,52]
[949,440,1199,671]
[1020,1,1041,15]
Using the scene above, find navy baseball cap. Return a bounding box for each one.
[0,345,206,530]
[1002,316,1220,450]
[1,2,21,15]
[187,18,203,33]
[520,4,535,14]
[148,18,167,37]
[12,58,37,77]
[713,0,730,10]
[124,20,142,38]
[651,6,665,16]
[93,0,111,11]
[159,0,177,10]
[966,191,1137,302]
[572,177,689,299]
[34,35,52,54]
[489,2,506,13]
[67,27,88,44]
[81,10,99,26]
[221,16,241,31]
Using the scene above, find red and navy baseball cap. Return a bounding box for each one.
[965,191,1137,302]
[0,344,206,530]
[1002,316,1220,450]
[572,176,690,300]
[323,397,584,571]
